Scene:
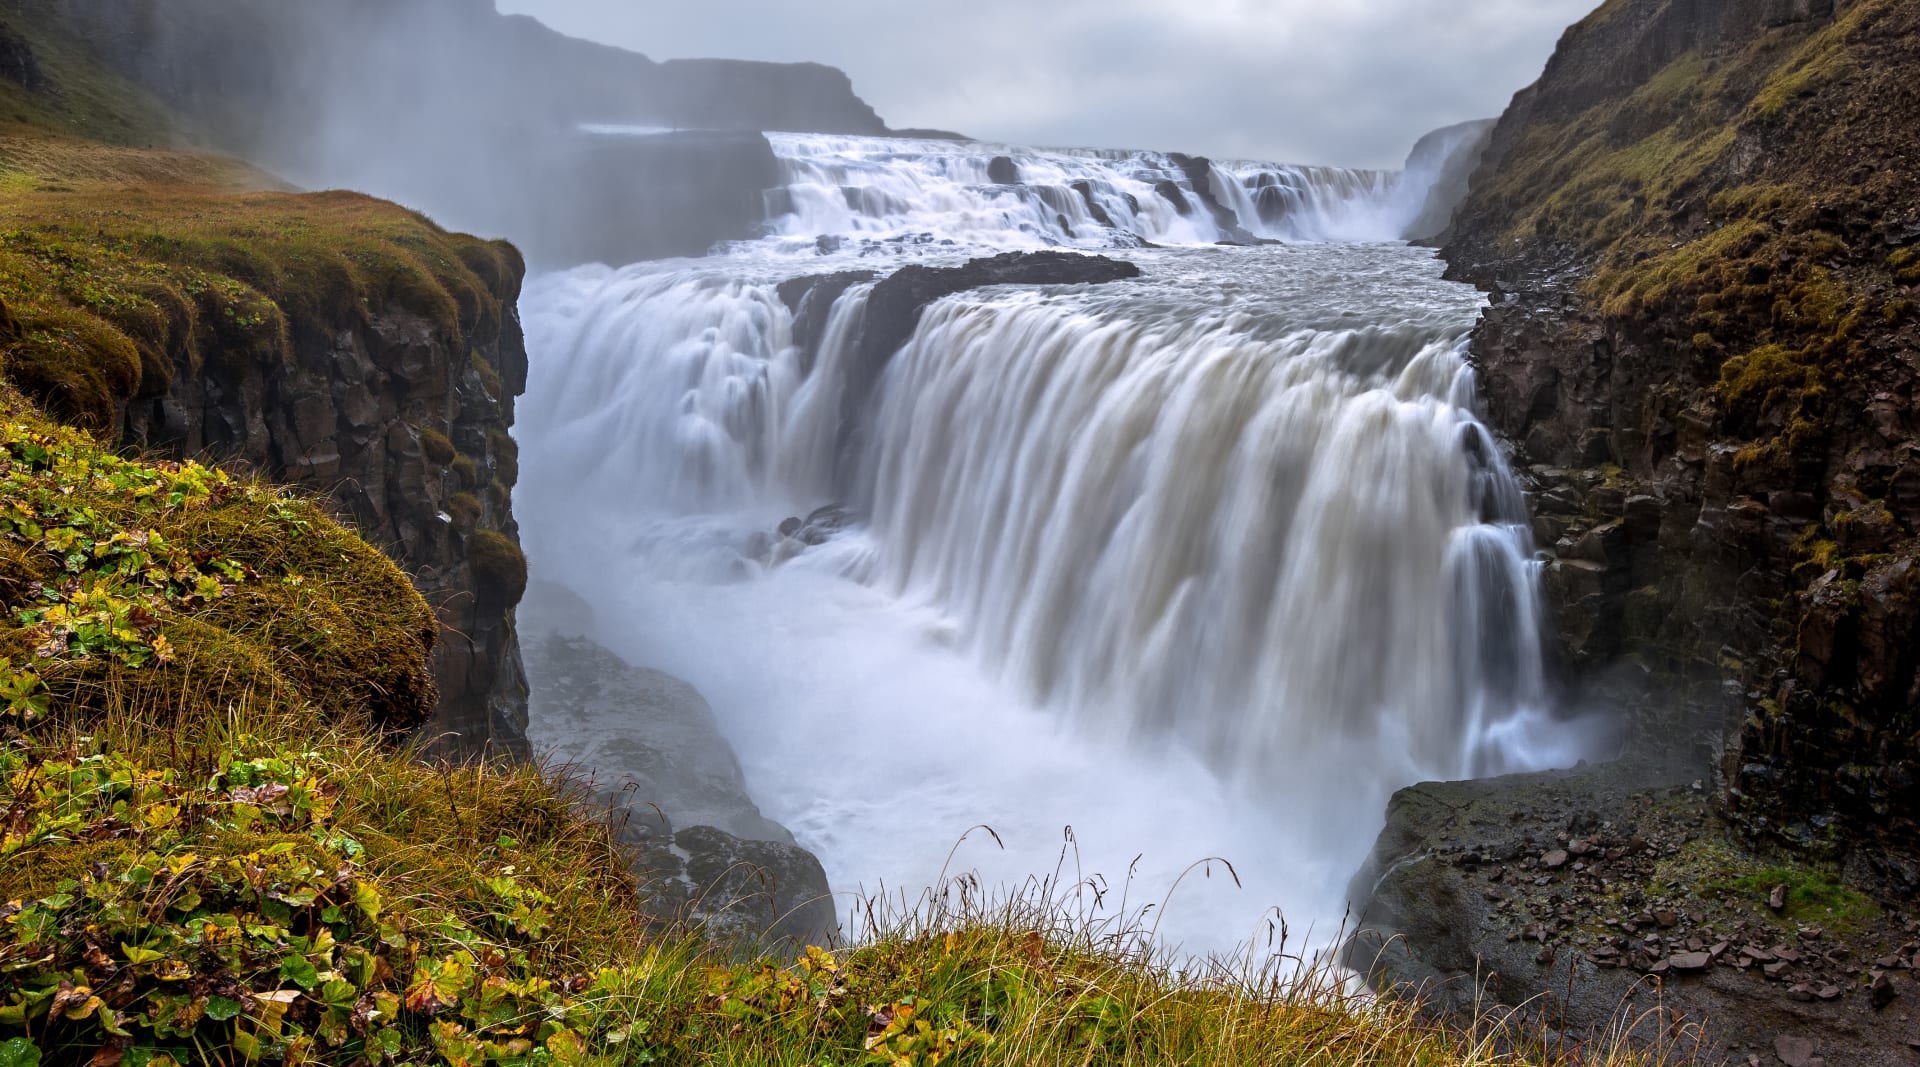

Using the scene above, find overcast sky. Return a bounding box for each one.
[495,0,1600,169]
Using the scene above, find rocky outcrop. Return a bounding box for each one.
[1401,119,1496,243]
[522,631,795,845]
[52,0,888,142]
[841,251,1143,483]
[1166,154,1258,244]
[854,250,1141,387]
[519,582,838,948]
[117,236,532,761]
[0,23,46,92]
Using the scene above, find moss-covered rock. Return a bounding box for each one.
[467,528,528,605]
[0,385,436,732]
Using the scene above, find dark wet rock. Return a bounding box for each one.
[519,588,837,948]
[987,155,1020,185]
[0,23,47,92]
[1437,0,1920,892]
[858,251,1139,373]
[768,504,859,559]
[1165,153,1257,242]
[828,251,1140,486]
[1153,179,1192,216]
[1069,179,1116,228]
[1776,1035,1817,1067]
[521,599,795,845]
[1873,971,1901,1010]
[1402,118,1496,243]
[777,270,878,376]
[616,820,837,951]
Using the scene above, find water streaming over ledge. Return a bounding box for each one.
[515,134,1611,957]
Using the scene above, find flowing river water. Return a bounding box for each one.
[513,132,1609,959]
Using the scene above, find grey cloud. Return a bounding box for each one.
[497,0,1599,167]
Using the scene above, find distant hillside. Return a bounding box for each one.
[47,0,888,149]
[28,0,889,264]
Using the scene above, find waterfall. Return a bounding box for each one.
[855,291,1551,784]
[515,134,1603,956]
[740,133,1459,251]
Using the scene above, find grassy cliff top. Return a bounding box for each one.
[0,181,523,434]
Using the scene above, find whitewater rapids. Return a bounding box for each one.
[512,133,1608,960]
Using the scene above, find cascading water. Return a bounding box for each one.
[515,133,1610,958]
[739,132,1451,251]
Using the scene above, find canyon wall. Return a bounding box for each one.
[1445,0,1920,888]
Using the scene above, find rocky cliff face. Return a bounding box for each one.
[1443,0,1920,887]
[1351,1,1920,1054]
[115,233,534,760]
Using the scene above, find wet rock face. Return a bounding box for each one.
[0,23,47,92]
[519,586,838,949]
[122,268,531,760]
[522,626,796,845]
[637,825,838,951]
[1349,767,1920,1067]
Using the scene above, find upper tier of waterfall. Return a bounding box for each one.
[574,129,1475,256]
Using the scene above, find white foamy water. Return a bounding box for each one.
[514,134,1608,961]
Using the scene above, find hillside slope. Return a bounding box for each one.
[1353,2,1920,1061]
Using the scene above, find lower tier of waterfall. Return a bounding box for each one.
[513,240,1611,957]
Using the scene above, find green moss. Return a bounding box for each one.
[1,303,141,430]
[416,425,457,465]
[1749,4,1868,121]
[446,491,481,530]
[487,426,519,487]
[470,346,503,398]
[1892,248,1920,285]
[485,478,512,513]
[466,528,527,603]
[450,452,479,488]
[0,186,520,427]
[1717,867,1880,932]
[1717,343,1815,410]
[0,388,437,733]
[1648,835,1881,938]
